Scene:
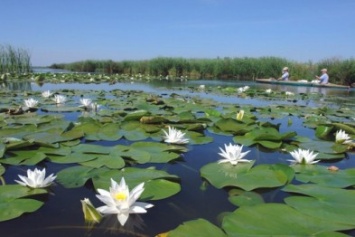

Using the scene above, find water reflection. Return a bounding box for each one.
[1,81,32,91]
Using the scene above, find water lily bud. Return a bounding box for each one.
[236,110,244,121]
[81,198,102,223]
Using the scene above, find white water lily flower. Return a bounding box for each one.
[162,126,189,144]
[24,98,38,108]
[237,86,250,93]
[288,148,319,165]
[96,178,153,226]
[80,98,92,107]
[265,89,272,94]
[42,90,53,98]
[285,91,294,96]
[90,102,101,112]
[237,87,244,93]
[53,94,67,104]
[218,143,251,165]
[15,168,56,188]
[335,130,352,144]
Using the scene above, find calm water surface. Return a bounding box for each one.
[1,79,354,237]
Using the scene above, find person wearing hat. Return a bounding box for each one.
[315,68,329,84]
[278,67,289,81]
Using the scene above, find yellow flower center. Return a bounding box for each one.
[114,192,127,201]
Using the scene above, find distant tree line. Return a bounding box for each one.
[50,56,355,85]
[0,44,32,74]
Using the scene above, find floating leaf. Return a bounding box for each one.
[56,166,108,188]
[228,189,265,207]
[300,140,347,155]
[97,123,122,141]
[200,162,294,191]
[291,165,355,188]
[222,203,351,236]
[0,150,46,165]
[283,184,355,228]
[0,185,47,222]
[166,218,227,237]
[123,110,149,121]
[131,141,181,163]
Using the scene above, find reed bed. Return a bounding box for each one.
[0,44,32,74]
[50,57,355,85]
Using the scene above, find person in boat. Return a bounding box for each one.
[278,67,289,81]
[315,68,329,84]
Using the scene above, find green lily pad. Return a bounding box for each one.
[0,150,46,165]
[292,165,355,188]
[56,166,108,188]
[186,130,213,144]
[123,110,149,121]
[0,185,47,222]
[283,184,355,228]
[80,154,125,169]
[71,121,101,141]
[71,144,111,154]
[300,140,347,155]
[228,189,265,207]
[121,121,150,141]
[222,203,352,236]
[97,123,122,141]
[233,126,296,149]
[130,141,181,163]
[166,218,227,237]
[117,146,151,164]
[200,161,294,191]
[214,118,255,135]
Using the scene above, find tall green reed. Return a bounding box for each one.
[0,44,32,74]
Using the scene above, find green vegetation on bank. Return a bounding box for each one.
[50,57,355,85]
[0,45,32,74]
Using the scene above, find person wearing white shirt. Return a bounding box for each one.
[278,67,289,81]
[315,68,329,84]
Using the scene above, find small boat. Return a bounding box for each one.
[255,78,350,89]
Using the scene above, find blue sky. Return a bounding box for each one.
[2,0,355,66]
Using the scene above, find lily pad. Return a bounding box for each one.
[300,140,347,155]
[56,166,108,188]
[166,218,227,237]
[233,126,296,149]
[200,161,294,191]
[228,189,265,207]
[291,165,355,188]
[130,141,181,163]
[283,184,355,228]
[0,185,47,222]
[222,203,351,236]
[0,150,46,165]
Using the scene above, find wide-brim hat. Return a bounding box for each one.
[283,67,288,71]
[321,68,327,72]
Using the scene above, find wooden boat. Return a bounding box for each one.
[255,78,350,89]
